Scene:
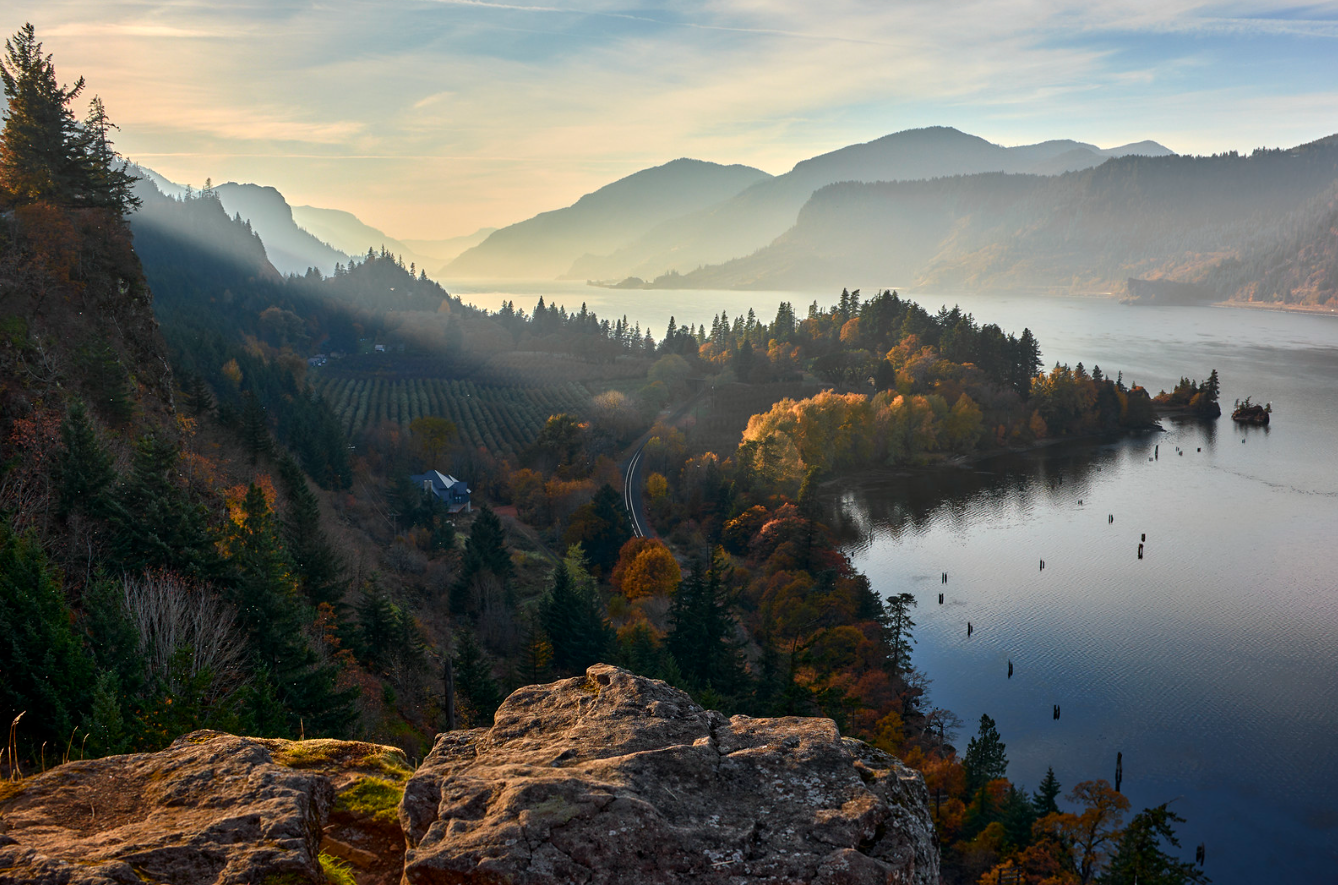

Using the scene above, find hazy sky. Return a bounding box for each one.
[12,1,1338,238]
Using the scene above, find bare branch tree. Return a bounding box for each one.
[122,571,246,701]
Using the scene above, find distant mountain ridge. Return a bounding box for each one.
[289,206,494,276]
[212,183,350,277]
[557,127,1172,282]
[647,139,1338,306]
[443,158,773,279]
[129,166,466,280]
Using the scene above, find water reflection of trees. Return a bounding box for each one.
[829,436,1133,548]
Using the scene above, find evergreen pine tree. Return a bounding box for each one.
[79,95,139,212]
[666,550,748,697]
[1033,766,1062,816]
[453,628,502,725]
[0,520,95,759]
[539,548,612,675]
[518,613,554,685]
[277,455,344,607]
[451,504,512,614]
[1104,804,1209,885]
[963,713,1009,793]
[224,483,354,736]
[355,583,398,673]
[1001,784,1038,849]
[1204,369,1221,403]
[563,483,632,575]
[0,24,87,205]
[240,391,272,464]
[885,592,917,675]
[109,433,217,579]
[55,399,119,522]
[184,373,214,416]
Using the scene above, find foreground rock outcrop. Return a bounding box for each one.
[0,732,334,884]
[401,664,938,884]
[0,731,412,885]
[0,666,939,885]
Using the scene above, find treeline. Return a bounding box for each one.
[1153,371,1222,418]
[737,346,1167,486]
[490,297,679,362]
[695,289,1043,395]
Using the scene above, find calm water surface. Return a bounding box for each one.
[833,297,1338,884]
[454,280,1338,880]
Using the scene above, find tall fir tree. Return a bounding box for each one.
[0,24,86,204]
[1103,804,1210,885]
[109,433,217,579]
[539,548,612,675]
[55,398,119,522]
[666,550,748,698]
[563,483,631,575]
[451,505,512,614]
[963,713,1009,793]
[240,391,272,464]
[885,592,917,675]
[1033,766,1062,816]
[453,628,502,725]
[0,520,94,759]
[277,455,344,607]
[223,483,354,736]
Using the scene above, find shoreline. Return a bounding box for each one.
[1212,300,1338,318]
[816,421,1173,488]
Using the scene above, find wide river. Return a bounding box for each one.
[454,281,1338,881]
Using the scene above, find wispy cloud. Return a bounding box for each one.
[11,0,1338,236]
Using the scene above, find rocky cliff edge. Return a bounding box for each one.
[0,665,939,885]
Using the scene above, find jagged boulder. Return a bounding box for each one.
[401,664,939,884]
[0,731,412,885]
[0,731,331,885]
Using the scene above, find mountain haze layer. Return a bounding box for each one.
[213,183,350,276]
[443,158,772,279]
[289,206,495,275]
[656,139,1338,304]
[563,127,1173,282]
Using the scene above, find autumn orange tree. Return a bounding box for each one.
[610,537,681,599]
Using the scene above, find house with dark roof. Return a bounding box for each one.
[411,469,471,513]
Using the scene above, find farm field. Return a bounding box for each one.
[313,375,591,457]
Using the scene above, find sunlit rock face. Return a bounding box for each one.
[0,667,938,885]
[401,663,940,885]
[0,731,412,885]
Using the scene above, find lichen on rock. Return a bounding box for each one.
[400,664,939,884]
[0,669,940,885]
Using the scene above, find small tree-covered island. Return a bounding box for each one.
[0,23,1240,885]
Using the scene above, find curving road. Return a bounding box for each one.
[623,442,650,538]
[620,385,709,541]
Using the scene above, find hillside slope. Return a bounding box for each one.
[213,182,350,276]
[565,127,1172,282]
[443,158,771,279]
[657,141,1338,302]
